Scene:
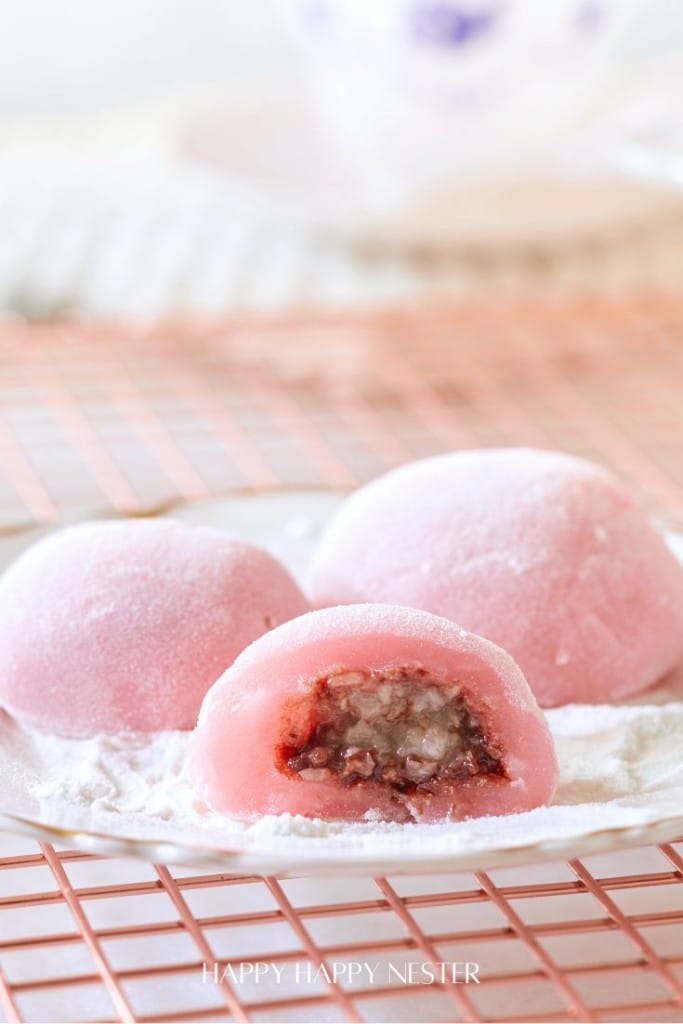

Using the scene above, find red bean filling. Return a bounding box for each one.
[277,665,505,794]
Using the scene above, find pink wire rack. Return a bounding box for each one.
[1,294,683,1023]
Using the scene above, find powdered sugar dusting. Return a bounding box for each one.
[1,680,682,859]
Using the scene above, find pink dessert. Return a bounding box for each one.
[0,519,309,736]
[189,604,557,824]
[307,448,683,707]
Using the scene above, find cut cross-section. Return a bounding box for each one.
[190,604,557,823]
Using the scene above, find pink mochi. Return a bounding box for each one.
[0,519,309,736]
[307,449,683,707]
[189,604,557,824]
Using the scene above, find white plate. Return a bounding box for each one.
[183,89,682,250]
[0,492,682,875]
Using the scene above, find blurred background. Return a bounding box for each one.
[1,0,683,319]
[2,8,683,1024]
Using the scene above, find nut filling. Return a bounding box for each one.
[279,665,506,793]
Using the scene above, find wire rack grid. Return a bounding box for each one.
[0,294,683,1023]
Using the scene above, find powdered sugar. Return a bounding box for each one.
[1,676,681,863]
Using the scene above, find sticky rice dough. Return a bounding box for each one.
[189,604,558,823]
[0,519,309,735]
[308,449,683,706]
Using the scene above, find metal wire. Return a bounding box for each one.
[1,295,683,1022]
[1,842,683,1022]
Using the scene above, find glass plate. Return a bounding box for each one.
[0,492,681,875]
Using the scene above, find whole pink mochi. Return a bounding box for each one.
[189,604,558,824]
[307,449,683,707]
[0,519,309,736]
